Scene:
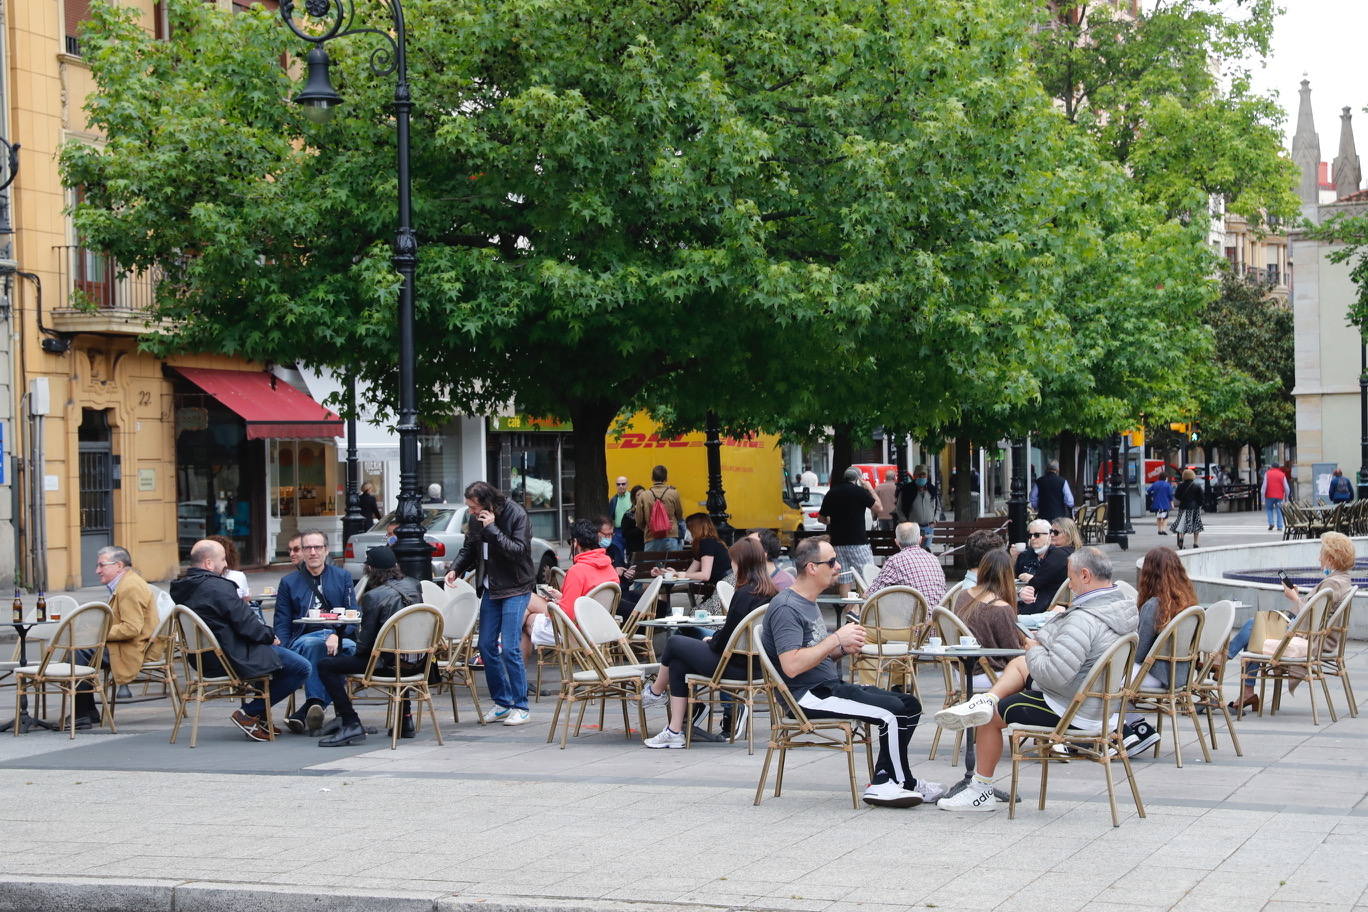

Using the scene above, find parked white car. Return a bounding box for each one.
[343,506,558,582]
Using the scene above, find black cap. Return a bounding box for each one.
[365,545,398,569]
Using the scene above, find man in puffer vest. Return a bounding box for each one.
[934,546,1137,812]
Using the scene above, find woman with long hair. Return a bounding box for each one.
[953,548,1025,685]
[208,534,249,601]
[1170,468,1205,549]
[1124,546,1201,754]
[1050,515,1083,550]
[641,537,775,748]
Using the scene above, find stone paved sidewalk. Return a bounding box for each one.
[3,631,1368,912]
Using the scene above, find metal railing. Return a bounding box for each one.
[52,245,159,312]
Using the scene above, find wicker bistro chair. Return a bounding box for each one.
[926,606,1002,764]
[1189,600,1243,755]
[938,581,965,611]
[1237,588,1336,725]
[1127,605,1209,768]
[684,605,770,754]
[753,624,874,809]
[619,575,665,664]
[420,579,452,611]
[345,604,446,749]
[170,606,274,748]
[128,595,179,704]
[13,602,115,739]
[545,602,658,749]
[1318,587,1360,719]
[1007,633,1144,828]
[848,586,929,695]
[435,584,483,724]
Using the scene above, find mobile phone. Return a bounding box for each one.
[1277,570,1292,588]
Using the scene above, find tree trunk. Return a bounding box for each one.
[953,437,974,520]
[832,423,854,482]
[569,400,618,529]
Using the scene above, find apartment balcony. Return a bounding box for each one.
[50,246,167,335]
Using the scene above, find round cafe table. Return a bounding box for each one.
[909,645,1024,801]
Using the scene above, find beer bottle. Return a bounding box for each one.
[36,590,47,623]
[11,588,21,625]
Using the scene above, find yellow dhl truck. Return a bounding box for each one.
[605,413,802,534]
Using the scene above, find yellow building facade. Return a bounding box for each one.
[5,0,337,590]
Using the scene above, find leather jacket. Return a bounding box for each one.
[447,500,535,598]
[356,576,422,659]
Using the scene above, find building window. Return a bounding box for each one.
[64,0,91,56]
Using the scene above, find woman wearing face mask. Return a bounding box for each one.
[1225,531,1355,713]
[897,465,940,549]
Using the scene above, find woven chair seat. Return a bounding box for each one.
[16,663,97,676]
[572,664,650,683]
[859,642,911,656]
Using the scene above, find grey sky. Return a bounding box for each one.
[1242,0,1363,152]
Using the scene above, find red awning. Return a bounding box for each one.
[174,367,343,440]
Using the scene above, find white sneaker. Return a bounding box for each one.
[914,779,947,804]
[502,708,531,726]
[482,705,511,723]
[934,693,998,732]
[643,727,686,749]
[641,687,669,709]
[938,783,1003,812]
[861,780,924,808]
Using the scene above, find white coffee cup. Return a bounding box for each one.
[926,636,943,650]
[960,635,979,648]
[670,604,685,618]
[1012,542,1027,554]
[308,608,321,618]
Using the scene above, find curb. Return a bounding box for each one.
[0,877,744,912]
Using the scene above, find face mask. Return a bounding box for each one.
[599,537,613,549]
[915,477,927,487]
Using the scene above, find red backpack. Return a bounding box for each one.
[647,489,672,538]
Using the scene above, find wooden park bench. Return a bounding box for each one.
[1215,483,1258,513]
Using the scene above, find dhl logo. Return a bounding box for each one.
[608,433,764,450]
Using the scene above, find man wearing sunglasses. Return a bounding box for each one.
[1015,521,1073,615]
[760,536,944,808]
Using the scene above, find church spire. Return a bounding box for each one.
[1291,77,1321,208]
[1334,106,1362,200]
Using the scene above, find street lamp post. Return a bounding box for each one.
[1007,437,1028,545]
[281,0,429,578]
[1105,433,1128,550]
[1359,336,1368,500]
[703,411,733,542]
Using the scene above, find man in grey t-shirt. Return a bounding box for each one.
[762,536,944,809]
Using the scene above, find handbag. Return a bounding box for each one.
[1248,609,1289,655]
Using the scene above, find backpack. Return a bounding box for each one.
[647,488,673,538]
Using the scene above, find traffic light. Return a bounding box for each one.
[1190,421,1200,443]
[1168,422,1190,435]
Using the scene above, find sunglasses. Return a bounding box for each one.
[1029,532,1049,538]
[811,558,841,568]
[1050,528,1064,535]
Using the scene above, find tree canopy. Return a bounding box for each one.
[63,0,1281,517]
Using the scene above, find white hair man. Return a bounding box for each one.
[865,522,946,604]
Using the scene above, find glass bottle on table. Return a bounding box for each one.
[36,591,46,623]
[10,588,21,624]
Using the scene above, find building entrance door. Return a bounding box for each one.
[78,409,114,587]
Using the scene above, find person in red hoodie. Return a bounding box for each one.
[1262,462,1290,532]
[523,518,619,657]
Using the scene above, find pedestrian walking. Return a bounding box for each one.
[1146,472,1174,536]
[1262,462,1289,532]
[1170,468,1204,550]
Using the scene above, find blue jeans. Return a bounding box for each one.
[920,525,935,549]
[645,538,680,552]
[1227,618,1256,687]
[288,630,357,705]
[243,646,311,717]
[478,592,531,711]
[1265,497,1284,529]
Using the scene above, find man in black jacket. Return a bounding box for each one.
[171,539,310,742]
[1029,461,1074,522]
[317,545,422,747]
[444,481,535,726]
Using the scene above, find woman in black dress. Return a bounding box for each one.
[1170,468,1204,549]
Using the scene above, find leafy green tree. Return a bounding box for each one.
[1031,0,1299,225]
[66,0,1177,518]
[1194,271,1294,468]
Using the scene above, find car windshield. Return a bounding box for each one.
[367,508,460,534]
[801,489,827,509]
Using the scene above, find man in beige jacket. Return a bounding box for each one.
[73,545,160,726]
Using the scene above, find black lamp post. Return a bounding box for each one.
[1007,437,1028,545]
[1105,433,1128,550]
[703,411,734,542]
[1359,337,1368,500]
[281,0,429,578]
